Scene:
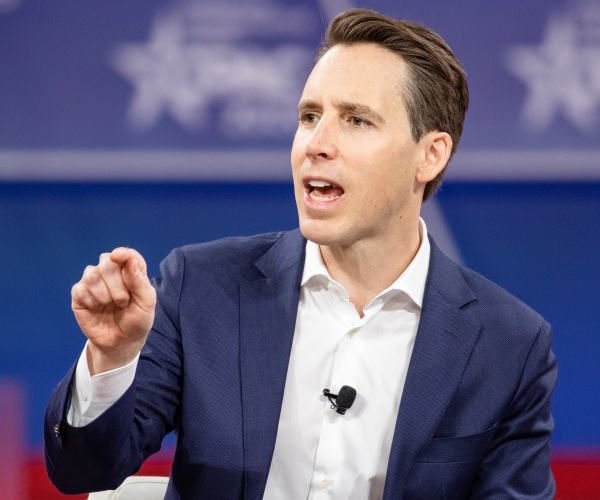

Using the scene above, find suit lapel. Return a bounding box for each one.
[238,230,305,499]
[383,239,482,498]
[237,232,481,498]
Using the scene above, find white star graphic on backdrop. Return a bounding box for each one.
[506,14,600,132]
[111,15,206,130]
[110,0,353,133]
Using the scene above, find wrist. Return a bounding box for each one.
[86,340,145,376]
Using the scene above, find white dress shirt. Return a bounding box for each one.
[69,220,430,500]
[263,221,429,499]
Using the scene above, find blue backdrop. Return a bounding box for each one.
[0,0,599,454]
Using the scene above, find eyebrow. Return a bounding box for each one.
[297,99,386,124]
[335,100,386,124]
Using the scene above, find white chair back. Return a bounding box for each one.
[87,476,169,500]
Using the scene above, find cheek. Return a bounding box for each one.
[290,140,306,197]
[290,136,306,171]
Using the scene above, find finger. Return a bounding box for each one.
[107,246,139,264]
[112,248,150,286]
[95,252,133,308]
[71,273,105,311]
[107,248,147,278]
[72,263,116,308]
[110,248,155,310]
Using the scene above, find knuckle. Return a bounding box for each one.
[98,255,113,271]
[71,284,93,308]
[82,265,101,284]
[71,281,82,298]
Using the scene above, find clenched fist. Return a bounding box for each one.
[71,247,157,375]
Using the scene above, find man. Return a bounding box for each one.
[45,8,557,499]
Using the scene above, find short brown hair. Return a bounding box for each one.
[318,9,469,200]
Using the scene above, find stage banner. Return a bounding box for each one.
[1,0,599,181]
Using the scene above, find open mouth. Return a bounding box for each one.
[306,179,344,202]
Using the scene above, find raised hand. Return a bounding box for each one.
[71,247,157,375]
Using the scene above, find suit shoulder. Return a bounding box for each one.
[428,241,548,336]
[158,229,304,279]
[179,230,291,261]
[458,263,548,334]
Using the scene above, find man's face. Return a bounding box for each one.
[291,43,425,248]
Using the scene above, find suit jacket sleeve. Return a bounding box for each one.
[470,320,557,498]
[44,247,186,494]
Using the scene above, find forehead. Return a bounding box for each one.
[302,43,408,107]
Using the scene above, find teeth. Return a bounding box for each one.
[309,180,332,187]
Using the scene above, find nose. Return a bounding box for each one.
[305,117,337,161]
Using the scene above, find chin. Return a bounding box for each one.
[298,219,336,246]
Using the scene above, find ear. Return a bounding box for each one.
[415,131,452,184]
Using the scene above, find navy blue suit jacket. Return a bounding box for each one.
[45,230,557,499]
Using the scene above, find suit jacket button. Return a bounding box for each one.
[54,422,61,437]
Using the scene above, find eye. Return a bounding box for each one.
[350,116,370,127]
[300,112,319,125]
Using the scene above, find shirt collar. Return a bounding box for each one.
[301,218,431,308]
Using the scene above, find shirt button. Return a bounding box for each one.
[327,283,337,294]
[348,329,356,338]
[320,478,332,490]
[81,392,88,401]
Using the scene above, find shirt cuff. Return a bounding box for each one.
[67,341,139,427]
